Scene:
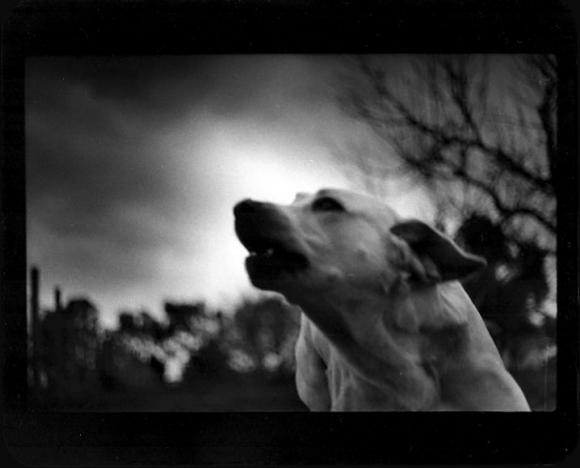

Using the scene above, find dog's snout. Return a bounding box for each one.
[234,199,267,217]
[234,199,256,216]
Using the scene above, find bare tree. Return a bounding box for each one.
[339,55,556,253]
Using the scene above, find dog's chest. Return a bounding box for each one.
[324,354,407,411]
[310,327,406,411]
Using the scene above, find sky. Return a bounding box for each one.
[26,55,436,328]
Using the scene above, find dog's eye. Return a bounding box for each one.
[312,197,345,212]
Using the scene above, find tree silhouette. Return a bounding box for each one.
[230,295,301,374]
[456,215,551,352]
[339,55,556,253]
[40,297,100,390]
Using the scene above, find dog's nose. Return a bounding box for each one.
[234,199,261,217]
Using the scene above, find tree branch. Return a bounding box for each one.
[341,56,557,250]
[359,62,554,194]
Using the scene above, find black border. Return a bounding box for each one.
[1,0,578,466]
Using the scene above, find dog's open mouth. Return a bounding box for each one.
[234,200,309,282]
[241,233,309,277]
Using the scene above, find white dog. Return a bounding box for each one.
[234,188,530,411]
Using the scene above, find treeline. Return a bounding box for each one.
[99,295,302,389]
[30,286,303,405]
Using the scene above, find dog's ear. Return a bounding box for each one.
[390,219,486,284]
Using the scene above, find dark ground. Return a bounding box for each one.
[32,373,308,412]
[31,358,555,412]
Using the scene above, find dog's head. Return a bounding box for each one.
[234,188,486,327]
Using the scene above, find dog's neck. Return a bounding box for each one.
[294,289,439,409]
